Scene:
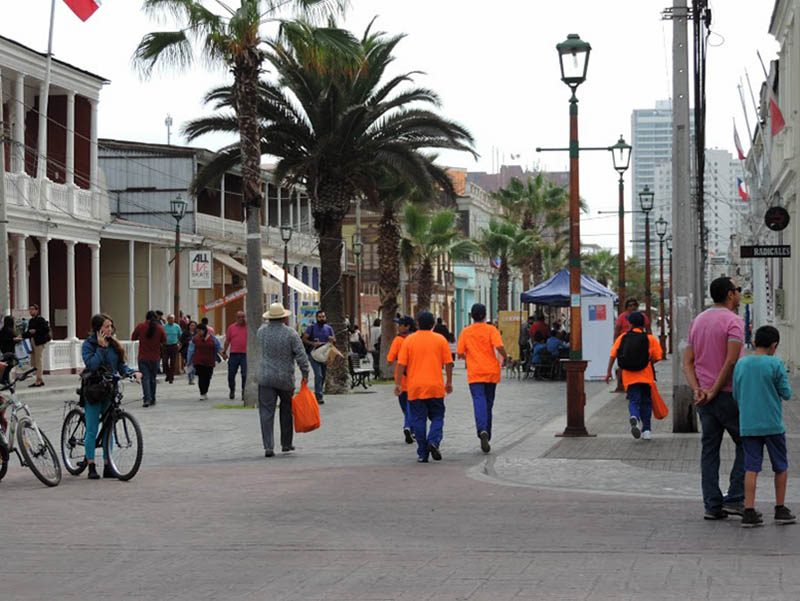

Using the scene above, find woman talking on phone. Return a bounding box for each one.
[82,314,141,480]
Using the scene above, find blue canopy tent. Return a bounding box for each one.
[520,269,617,306]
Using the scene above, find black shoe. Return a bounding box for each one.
[87,464,100,480]
[317,398,325,405]
[629,416,641,439]
[403,428,414,444]
[102,465,115,479]
[741,508,764,528]
[229,390,235,400]
[264,450,275,458]
[427,443,442,461]
[142,402,151,408]
[703,508,728,520]
[479,431,491,454]
[282,446,295,453]
[722,501,745,517]
[775,505,797,524]
[150,399,156,406]
[417,456,429,463]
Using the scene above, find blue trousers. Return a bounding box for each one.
[139,360,158,403]
[227,353,247,394]
[469,382,496,438]
[309,355,327,400]
[408,398,445,460]
[84,398,110,461]
[627,383,652,432]
[696,391,745,512]
[398,391,411,430]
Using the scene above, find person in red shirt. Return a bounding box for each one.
[395,311,453,463]
[188,323,221,400]
[457,303,507,454]
[131,310,166,408]
[614,298,651,337]
[222,311,248,400]
[528,312,549,342]
[386,316,416,444]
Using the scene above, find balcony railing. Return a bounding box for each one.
[4,172,102,220]
[195,212,318,257]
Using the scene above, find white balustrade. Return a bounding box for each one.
[48,182,69,213]
[195,212,246,242]
[73,188,94,218]
[39,339,139,372]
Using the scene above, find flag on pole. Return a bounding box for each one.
[769,91,786,136]
[733,121,746,160]
[63,0,101,21]
[737,178,750,201]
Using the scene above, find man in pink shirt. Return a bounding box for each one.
[222,311,248,400]
[683,276,745,520]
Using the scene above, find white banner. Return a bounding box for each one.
[189,250,213,289]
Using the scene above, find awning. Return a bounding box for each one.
[214,253,282,296]
[262,258,319,300]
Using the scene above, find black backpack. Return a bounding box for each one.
[617,331,650,371]
[79,366,114,405]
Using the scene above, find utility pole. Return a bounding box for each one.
[666,0,698,432]
[0,74,10,316]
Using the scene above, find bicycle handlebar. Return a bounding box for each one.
[0,367,38,391]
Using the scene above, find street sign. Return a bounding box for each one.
[189,250,213,288]
[765,206,790,232]
[740,245,791,258]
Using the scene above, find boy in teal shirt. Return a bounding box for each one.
[733,325,794,527]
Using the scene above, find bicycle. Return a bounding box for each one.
[61,373,143,481]
[0,362,62,487]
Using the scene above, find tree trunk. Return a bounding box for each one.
[417,258,433,312]
[520,265,531,293]
[234,53,264,408]
[498,260,510,311]
[531,247,544,286]
[317,217,349,394]
[378,204,400,379]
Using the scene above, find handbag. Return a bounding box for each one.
[310,342,332,364]
[651,385,669,420]
[292,381,321,433]
[80,366,114,405]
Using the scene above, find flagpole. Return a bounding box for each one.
[36,0,57,180]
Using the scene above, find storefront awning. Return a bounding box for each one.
[262,258,319,300]
[214,253,282,296]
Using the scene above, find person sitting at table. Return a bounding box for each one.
[530,332,547,367]
[546,330,569,356]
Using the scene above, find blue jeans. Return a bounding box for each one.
[139,360,158,403]
[408,398,445,460]
[84,398,110,461]
[696,391,745,512]
[398,391,411,430]
[469,382,496,438]
[309,355,326,400]
[627,383,652,432]
[227,353,247,394]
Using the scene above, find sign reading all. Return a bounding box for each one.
[189,250,213,289]
[740,245,791,259]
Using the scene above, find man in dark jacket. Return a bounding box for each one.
[24,304,50,387]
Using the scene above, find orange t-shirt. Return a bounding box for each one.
[387,334,409,392]
[457,322,504,384]
[397,330,453,401]
[609,328,663,388]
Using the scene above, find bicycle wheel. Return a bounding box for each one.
[61,409,87,476]
[17,418,62,487]
[0,435,8,482]
[104,411,142,481]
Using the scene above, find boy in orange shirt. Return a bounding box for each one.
[386,316,416,444]
[395,311,454,463]
[457,303,507,453]
[604,311,663,440]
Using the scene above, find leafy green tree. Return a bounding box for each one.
[582,249,617,288]
[478,220,518,312]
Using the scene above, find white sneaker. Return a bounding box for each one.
[200,394,208,401]
[642,430,652,440]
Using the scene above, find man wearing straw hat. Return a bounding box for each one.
[256,303,310,458]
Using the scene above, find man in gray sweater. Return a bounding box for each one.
[257,303,311,457]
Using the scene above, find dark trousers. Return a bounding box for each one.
[696,391,745,512]
[164,344,178,383]
[227,353,247,394]
[408,398,445,460]
[258,385,294,451]
[627,383,652,432]
[309,355,327,400]
[469,382,497,438]
[398,391,411,430]
[139,360,158,403]
[195,365,214,396]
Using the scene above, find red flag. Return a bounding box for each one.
[770,93,786,136]
[737,178,750,201]
[733,122,746,160]
[63,0,100,21]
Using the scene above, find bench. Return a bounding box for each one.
[349,353,372,390]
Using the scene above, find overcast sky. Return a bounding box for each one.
[3,1,780,251]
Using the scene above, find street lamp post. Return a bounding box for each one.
[666,235,673,355]
[610,135,632,309]
[638,185,654,329]
[352,233,363,331]
[170,195,187,319]
[656,217,668,355]
[280,225,293,308]
[556,33,591,437]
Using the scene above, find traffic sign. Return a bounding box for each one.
[765,207,790,232]
[740,245,791,258]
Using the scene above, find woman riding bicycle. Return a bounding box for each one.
[81,314,141,480]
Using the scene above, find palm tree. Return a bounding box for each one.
[183,22,475,393]
[582,249,617,288]
[400,203,474,313]
[133,0,347,406]
[478,220,518,312]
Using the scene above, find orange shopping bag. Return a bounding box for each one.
[292,381,321,433]
[651,384,669,420]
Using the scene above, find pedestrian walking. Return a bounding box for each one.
[23,304,50,387]
[683,276,746,520]
[82,313,141,479]
[222,311,248,400]
[456,303,507,454]
[433,317,452,341]
[180,320,197,384]
[370,318,382,378]
[131,310,166,407]
[200,317,215,335]
[0,315,20,355]
[395,311,454,463]
[386,316,416,444]
[257,303,310,457]
[733,325,795,528]
[163,314,182,384]
[187,323,220,400]
[604,311,663,440]
[303,311,335,404]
